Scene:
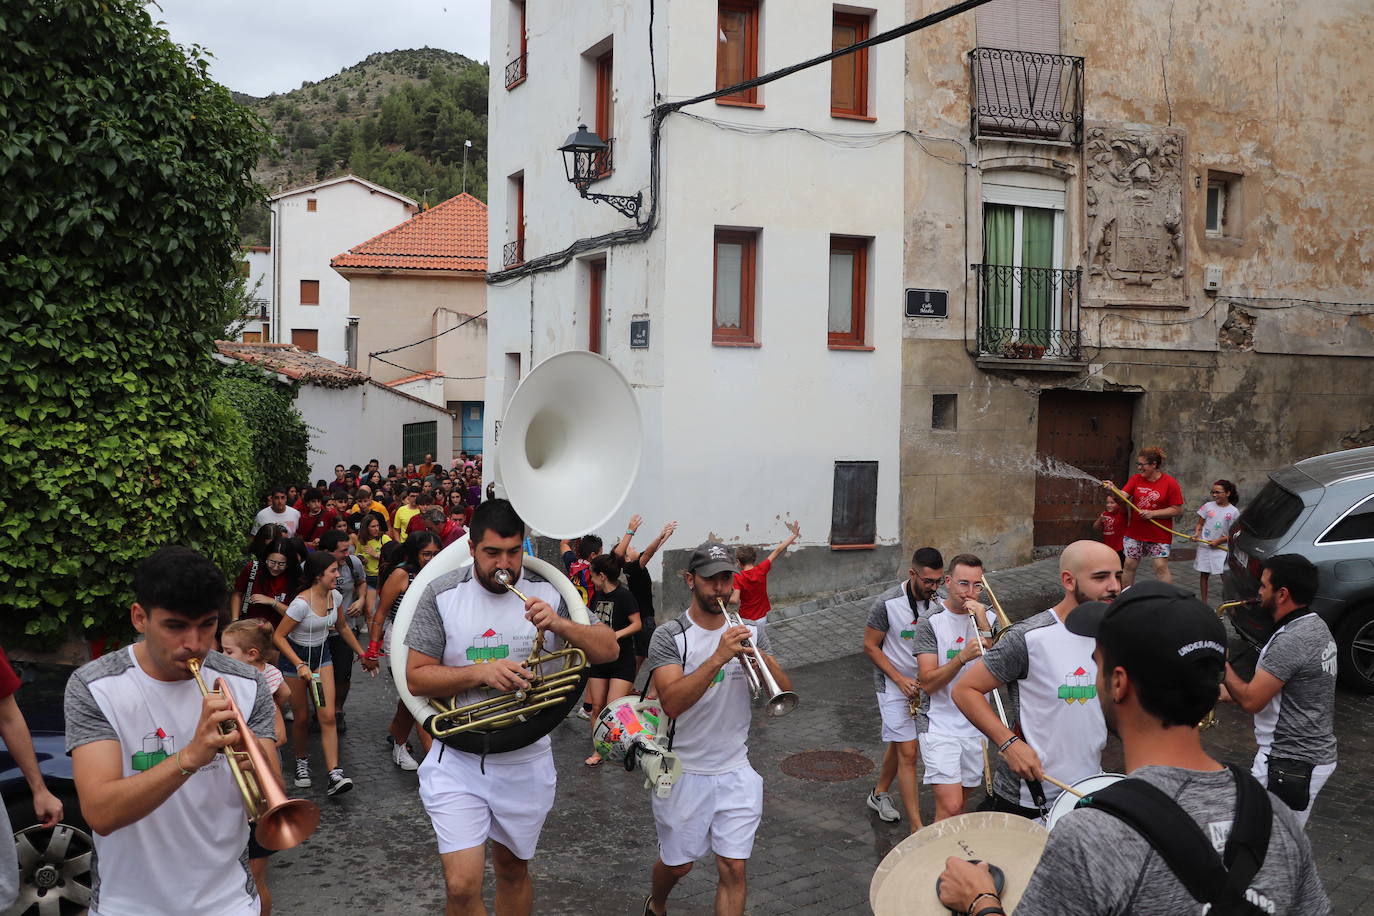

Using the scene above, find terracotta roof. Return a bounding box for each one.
[331,193,487,273]
[384,370,444,386]
[214,341,368,389]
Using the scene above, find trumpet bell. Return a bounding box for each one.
[255,798,322,851]
[766,691,799,718]
[497,350,641,538]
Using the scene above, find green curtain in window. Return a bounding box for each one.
[1020,207,1055,338]
[983,204,1014,333]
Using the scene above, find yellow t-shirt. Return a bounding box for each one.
[358,535,391,576]
[393,505,420,542]
[350,501,391,524]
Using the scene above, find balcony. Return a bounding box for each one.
[503,239,524,269]
[968,47,1084,146]
[589,137,614,183]
[504,53,527,90]
[972,263,1083,368]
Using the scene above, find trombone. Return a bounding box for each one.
[187,657,319,851]
[720,600,799,717]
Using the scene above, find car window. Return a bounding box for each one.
[1317,494,1374,544]
[1237,480,1304,540]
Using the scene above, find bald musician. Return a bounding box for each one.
[938,582,1329,915]
[952,541,1121,818]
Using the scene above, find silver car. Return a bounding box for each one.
[1224,446,1374,692]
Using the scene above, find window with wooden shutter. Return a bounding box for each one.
[828,236,869,348]
[291,329,318,352]
[300,280,320,305]
[831,11,870,119]
[971,0,1081,143]
[830,461,878,547]
[587,258,606,354]
[713,229,758,345]
[594,49,614,178]
[717,1,761,106]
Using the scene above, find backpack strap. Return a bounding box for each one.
[1077,765,1271,913]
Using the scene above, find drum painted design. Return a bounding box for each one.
[592,696,666,764]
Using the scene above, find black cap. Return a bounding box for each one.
[688,541,739,578]
[1066,581,1226,683]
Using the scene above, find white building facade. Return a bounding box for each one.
[486,0,907,604]
[269,176,416,364]
[238,246,273,341]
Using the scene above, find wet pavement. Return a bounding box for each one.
[269,559,1374,914]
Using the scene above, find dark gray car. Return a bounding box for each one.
[1224,446,1374,692]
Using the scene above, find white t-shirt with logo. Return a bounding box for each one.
[912,606,997,737]
[865,581,938,695]
[64,648,275,916]
[980,608,1107,808]
[405,566,570,766]
[251,505,300,537]
[645,611,772,774]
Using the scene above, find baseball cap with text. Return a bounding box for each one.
[688,541,740,578]
[1065,581,1227,687]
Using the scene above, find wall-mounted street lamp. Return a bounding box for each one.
[558,124,641,220]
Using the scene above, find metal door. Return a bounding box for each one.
[1034,390,1135,546]
[460,401,485,455]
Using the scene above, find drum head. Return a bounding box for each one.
[870,812,1048,916]
[1045,773,1125,830]
[592,696,666,764]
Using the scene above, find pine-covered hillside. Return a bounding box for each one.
[236,48,488,244]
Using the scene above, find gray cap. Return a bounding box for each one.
[689,541,739,578]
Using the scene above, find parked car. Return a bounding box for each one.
[2,659,90,916]
[1224,446,1374,692]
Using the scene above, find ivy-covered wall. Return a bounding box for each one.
[214,362,311,500]
[0,1,269,643]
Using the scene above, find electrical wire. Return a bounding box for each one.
[369,354,486,381]
[367,310,488,357]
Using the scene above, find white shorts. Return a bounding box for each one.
[651,765,763,866]
[1251,749,1336,828]
[1194,546,1227,574]
[418,745,556,860]
[919,733,984,787]
[876,691,918,744]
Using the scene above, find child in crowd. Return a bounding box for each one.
[1093,492,1127,564]
[1193,479,1240,604]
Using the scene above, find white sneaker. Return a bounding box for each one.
[391,741,419,771]
[867,790,900,823]
[294,758,311,788]
[576,706,592,721]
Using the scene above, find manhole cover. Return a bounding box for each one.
[779,750,874,782]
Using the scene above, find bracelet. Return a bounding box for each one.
[971,907,1006,916]
[175,749,196,777]
[997,734,1020,753]
[626,528,637,535]
[968,893,1003,916]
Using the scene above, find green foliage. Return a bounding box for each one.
[0,0,269,644]
[213,363,309,501]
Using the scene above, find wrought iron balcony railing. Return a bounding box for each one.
[503,239,524,269]
[590,137,614,182]
[504,53,527,89]
[972,263,1083,361]
[969,47,1084,145]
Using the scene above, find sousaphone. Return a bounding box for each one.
[390,351,642,754]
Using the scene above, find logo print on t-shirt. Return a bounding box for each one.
[946,636,965,660]
[132,728,175,771]
[1057,667,1096,704]
[899,619,918,640]
[466,628,511,662]
[708,668,725,687]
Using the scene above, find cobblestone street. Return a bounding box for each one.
[269,559,1374,914]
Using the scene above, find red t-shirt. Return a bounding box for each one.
[1121,473,1184,543]
[733,558,773,620]
[1098,509,1127,551]
[0,647,21,701]
[232,562,290,624]
[297,508,338,545]
[407,514,434,537]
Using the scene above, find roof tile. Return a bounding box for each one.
[331,193,487,272]
[214,341,368,389]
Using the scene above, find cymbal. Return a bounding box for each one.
[870,812,1049,915]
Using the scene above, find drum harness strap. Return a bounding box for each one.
[633,617,687,753]
[1075,763,1272,915]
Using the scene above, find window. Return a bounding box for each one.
[306,198,318,212]
[717,1,761,106]
[1318,495,1374,544]
[300,280,320,305]
[506,1,528,89]
[828,236,869,348]
[831,11,871,118]
[1205,170,1242,239]
[594,48,614,178]
[713,229,758,344]
[831,460,878,547]
[932,394,957,430]
[241,330,263,343]
[504,174,525,268]
[291,329,318,352]
[402,421,438,466]
[981,177,1066,348]
[587,258,606,354]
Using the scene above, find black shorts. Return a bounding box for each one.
[248,822,275,859]
[633,616,656,657]
[326,628,358,686]
[589,642,636,683]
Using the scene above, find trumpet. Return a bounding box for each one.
[979,575,1016,641]
[186,657,319,851]
[719,600,799,717]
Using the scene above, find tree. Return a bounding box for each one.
[0,0,269,643]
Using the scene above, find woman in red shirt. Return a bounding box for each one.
[1110,445,1184,587]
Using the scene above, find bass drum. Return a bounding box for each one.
[388,534,594,755]
[1044,772,1124,830]
[592,696,668,766]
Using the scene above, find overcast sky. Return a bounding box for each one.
[148,0,491,97]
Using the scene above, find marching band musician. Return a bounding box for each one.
[912,554,999,822]
[65,546,278,916]
[937,582,1330,915]
[863,546,945,830]
[641,542,794,916]
[404,499,617,916]
[952,541,1121,819]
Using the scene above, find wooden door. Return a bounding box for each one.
[1034,390,1134,546]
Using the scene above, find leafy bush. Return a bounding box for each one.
[0,0,268,643]
[214,363,310,499]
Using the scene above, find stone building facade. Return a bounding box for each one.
[900,0,1374,568]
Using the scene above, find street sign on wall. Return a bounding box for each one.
[905,289,948,318]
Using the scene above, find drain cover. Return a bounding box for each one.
[779,750,874,782]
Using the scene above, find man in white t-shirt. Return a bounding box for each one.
[642,541,794,916]
[404,499,617,916]
[64,546,278,916]
[251,486,300,538]
[862,546,944,829]
[953,540,1121,819]
[913,553,998,821]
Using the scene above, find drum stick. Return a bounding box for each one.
[1042,774,1085,798]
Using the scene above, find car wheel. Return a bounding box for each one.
[9,822,93,916]
[1336,604,1374,694]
